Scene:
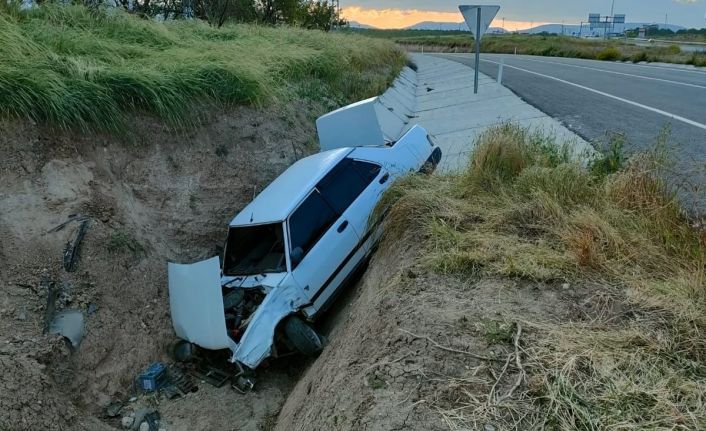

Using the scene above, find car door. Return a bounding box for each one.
[289,188,359,304]
[331,159,387,251]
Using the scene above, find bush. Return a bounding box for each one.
[632,51,649,63]
[596,46,621,61]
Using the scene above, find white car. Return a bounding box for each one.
[168,104,441,376]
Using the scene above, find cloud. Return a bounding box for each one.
[341,6,546,30]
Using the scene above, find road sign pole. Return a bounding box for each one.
[460,5,500,94]
[474,11,481,94]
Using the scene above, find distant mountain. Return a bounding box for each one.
[347,20,377,29]
[400,20,686,35]
[405,21,506,33]
[520,22,685,35]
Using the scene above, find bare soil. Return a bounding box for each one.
[275,241,602,430]
[0,103,319,431]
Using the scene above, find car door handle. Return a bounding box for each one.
[379,173,390,184]
[337,220,348,233]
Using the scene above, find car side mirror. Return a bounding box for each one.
[290,247,304,266]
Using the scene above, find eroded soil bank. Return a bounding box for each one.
[0,104,319,430]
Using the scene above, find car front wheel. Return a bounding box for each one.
[283,316,324,357]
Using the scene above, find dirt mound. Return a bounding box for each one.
[274,241,597,430]
[0,104,318,431]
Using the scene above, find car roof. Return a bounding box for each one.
[230,147,353,226]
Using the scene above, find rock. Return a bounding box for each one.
[139,422,150,431]
[561,283,570,290]
[121,416,134,428]
[484,424,496,431]
[132,408,156,431]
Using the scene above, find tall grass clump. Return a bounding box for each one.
[0,5,404,131]
[379,124,706,429]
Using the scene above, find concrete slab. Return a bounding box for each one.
[376,54,593,171]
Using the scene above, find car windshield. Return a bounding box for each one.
[223,223,286,276]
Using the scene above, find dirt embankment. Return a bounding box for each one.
[0,104,318,431]
[274,237,603,430]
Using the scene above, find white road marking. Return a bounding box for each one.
[480,59,706,131]
[489,53,706,76]
[517,57,706,90]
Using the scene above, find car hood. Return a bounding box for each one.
[168,257,233,350]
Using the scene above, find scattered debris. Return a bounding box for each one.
[171,340,197,362]
[46,213,90,234]
[165,365,197,395]
[138,362,168,392]
[190,363,230,388]
[121,416,134,429]
[49,309,85,348]
[132,408,160,431]
[63,219,90,272]
[105,401,123,418]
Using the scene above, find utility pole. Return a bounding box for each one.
[502,16,505,32]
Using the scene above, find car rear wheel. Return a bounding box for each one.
[283,316,324,357]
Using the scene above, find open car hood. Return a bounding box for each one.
[168,257,232,350]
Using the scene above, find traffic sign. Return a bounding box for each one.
[458,5,500,93]
[459,5,500,42]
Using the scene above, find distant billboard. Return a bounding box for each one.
[588,13,600,24]
[613,14,625,24]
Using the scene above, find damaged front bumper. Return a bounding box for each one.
[167,257,308,369]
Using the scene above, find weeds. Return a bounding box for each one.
[107,229,146,258]
[379,124,706,429]
[0,5,404,131]
[596,46,621,61]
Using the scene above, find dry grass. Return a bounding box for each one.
[379,124,706,429]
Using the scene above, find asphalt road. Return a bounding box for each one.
[433,53,706,192]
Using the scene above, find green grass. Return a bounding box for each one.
[351,29,706,67]
[0,5,404,131]
[379,124,706,429]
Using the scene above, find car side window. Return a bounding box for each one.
[289,190,338,263]
[317,158,381,215]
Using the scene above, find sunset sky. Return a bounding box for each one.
[340,1,706,30]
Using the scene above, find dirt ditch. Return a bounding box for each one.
[0,105,318,431]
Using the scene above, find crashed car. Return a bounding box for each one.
[168,100,441,374]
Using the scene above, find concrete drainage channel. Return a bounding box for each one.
[375,53,593,171]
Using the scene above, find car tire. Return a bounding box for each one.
[283,316,324,357]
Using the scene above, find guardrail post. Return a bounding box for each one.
[498,57,504,85]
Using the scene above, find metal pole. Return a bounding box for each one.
[498,57,504,85]
[474,10,481,94]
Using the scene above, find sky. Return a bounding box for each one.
[341,0,706,30]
